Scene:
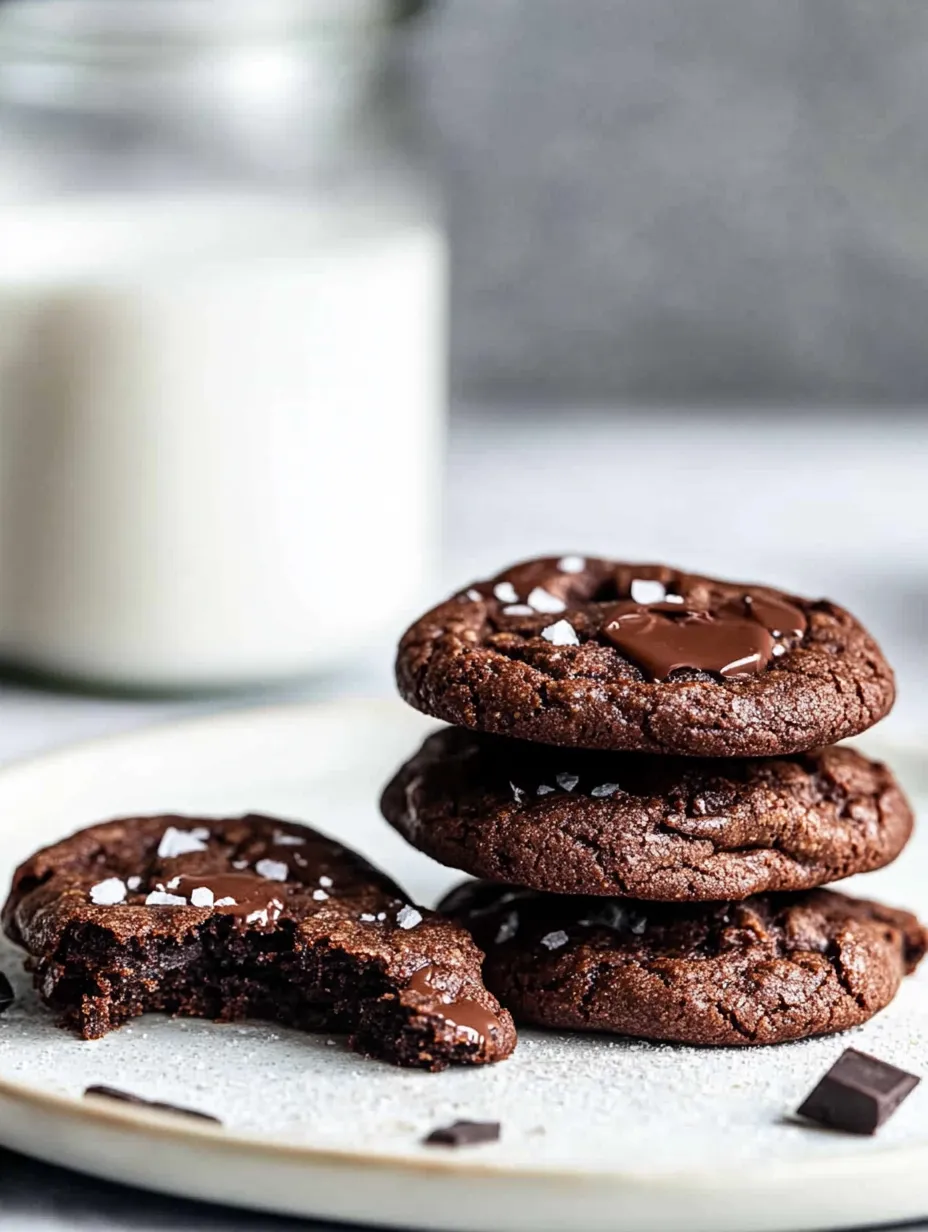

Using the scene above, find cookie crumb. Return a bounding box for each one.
[424,1120,500,1147]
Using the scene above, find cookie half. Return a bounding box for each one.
[396,557,895,756]
[2,814,516,1070]
[382,728,913,900]
[441,881,926,1047]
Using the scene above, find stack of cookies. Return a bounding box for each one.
[382,556,926,1047]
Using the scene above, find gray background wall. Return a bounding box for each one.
[411,0,928,404]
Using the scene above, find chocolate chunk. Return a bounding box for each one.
[0,971,13,1013]
[797,1048,920,1135]
[84,1084,220,1123]
[424,1119,501,1147]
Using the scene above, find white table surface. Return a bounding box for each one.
[0,407,926,1231]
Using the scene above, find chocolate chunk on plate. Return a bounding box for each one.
[85,1085,220,1123]
[424,1120,501,1147]
[0,971,13,1013]
[797,1048,920,1135]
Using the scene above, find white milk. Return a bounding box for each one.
[0,195,445,687]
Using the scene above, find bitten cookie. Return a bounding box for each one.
[381,728,913,901]
[441,881,926,1047]
[2,814,516,1070]
[395,557,895,756]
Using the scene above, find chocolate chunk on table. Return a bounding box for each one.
[797,1048,920,1135]
[84,1084,221,1124]
[423,1120,501,1147]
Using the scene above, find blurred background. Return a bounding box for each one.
[0,0,924,739]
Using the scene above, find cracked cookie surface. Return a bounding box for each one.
[2,814,516,1070]
[440,880,926,1046]
[395,557,895,756]
[381,729,913,900]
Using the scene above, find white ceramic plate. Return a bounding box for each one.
[0,698,927,1232]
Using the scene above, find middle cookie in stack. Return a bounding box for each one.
[382,555,925,1047]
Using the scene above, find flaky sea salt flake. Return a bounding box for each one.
[591,783,621,798]
[190,887,214,908]
[273,832,305,846]
[359,913,377,922]
[630,579,666,605]
[145,890,187,907]
[495,912,519,944]
[255,858,288,882]
[465,588,482,602]
[397,906,423,930]
[157,826,209,859]
[493,582,518,604]
[556,773,579,792]
[510,781,526,805]
[536,784,554,795]
[503,604,535,616]
[215,897,237,907]
[541,929,569,951]
[312,889,329,901]
[126,876,141,891]
[541,620,579,647]
[528,586,566,614]
[89,878,126,906]
[557,555,585,574]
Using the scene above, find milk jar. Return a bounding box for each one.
[0,0,444,688]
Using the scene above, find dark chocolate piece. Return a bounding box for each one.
[441,880,927,1047]
[395,556,895,756]
[2,814,516,1072]
[382,728,914,901]
[0,971,13,1014]
[424,1120,501,1147]
[84,1084,220,1123]
[797,1048,920,1135]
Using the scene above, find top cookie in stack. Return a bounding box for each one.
[383,556,924,1048]
[394,555,895,757]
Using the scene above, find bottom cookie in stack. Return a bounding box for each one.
[438,881,927,1047]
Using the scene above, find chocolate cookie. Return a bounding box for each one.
[441,881,926,1046]
[382,729,913,901]
[395,557,895,756]
[2,814,516,1070]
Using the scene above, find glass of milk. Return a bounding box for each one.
[0,0,444,690]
